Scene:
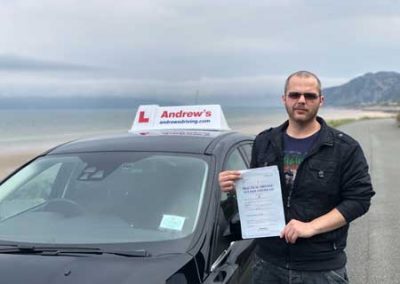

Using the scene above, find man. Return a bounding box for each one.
[219,71,375,283]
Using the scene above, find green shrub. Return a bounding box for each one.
[327,118,357,128]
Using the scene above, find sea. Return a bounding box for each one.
[0,107,286,153]
[0,106,387,154]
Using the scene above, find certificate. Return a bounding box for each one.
[236,165,285,239]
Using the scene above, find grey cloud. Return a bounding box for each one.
[0,69,347,100]
[0,0,399,97]
[0,54,100,72]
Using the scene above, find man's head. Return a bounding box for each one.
[282,71,324,125]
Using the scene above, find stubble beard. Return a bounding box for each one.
[286,104,319,126]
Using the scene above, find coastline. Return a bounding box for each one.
[0,107,395,180]
[232,107,395,135]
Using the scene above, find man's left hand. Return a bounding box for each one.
[280,220,317,244]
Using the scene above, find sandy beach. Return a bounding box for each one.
[232,107,395,135]
[0,151,40,179]
[0,108,395,180]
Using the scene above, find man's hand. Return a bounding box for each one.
[280,220,317,244]
[218,170,241,192]
[280,209,347,244]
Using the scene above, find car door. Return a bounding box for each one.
[205,142,256,284]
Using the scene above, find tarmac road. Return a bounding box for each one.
[338,118,400,283]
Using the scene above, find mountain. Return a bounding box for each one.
[323,71,400,106]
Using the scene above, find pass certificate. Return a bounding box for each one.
[236,165,285,239]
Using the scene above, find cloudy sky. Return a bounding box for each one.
[1,0,399,100]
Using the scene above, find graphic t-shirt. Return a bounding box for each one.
[283,131,319,188]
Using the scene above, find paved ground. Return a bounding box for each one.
[338,118,400,283]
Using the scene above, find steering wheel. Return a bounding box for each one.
[41,198,85,217]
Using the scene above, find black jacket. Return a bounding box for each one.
[250,117,375,271]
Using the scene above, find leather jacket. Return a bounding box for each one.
[250,117,375,270]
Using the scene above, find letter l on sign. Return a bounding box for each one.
[138,111,149,123]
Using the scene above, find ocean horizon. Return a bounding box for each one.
[0,105,394,179]
[0,106,392,153]
[0,106,282,143]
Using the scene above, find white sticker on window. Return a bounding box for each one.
[159,214,186,231]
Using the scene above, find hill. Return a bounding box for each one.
[323,71,400,106]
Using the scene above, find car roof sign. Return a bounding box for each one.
[130,104,231,131]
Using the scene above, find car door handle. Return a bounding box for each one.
[211,242,235,272]
[205,263,238,284]
[206,242,238,284]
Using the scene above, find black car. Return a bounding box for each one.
[0,128,256,283]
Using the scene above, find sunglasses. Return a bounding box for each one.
[287,92,320,101]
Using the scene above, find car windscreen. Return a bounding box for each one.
[0,152,208,247]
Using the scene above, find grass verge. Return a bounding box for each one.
[327,118,357,128]
[326,116,393,128]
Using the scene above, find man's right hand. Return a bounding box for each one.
[218,170,241,192]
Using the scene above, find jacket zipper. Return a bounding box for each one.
[287,191,292,208]
[269,139,292,268]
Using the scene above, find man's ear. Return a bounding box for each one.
[281,95,286,104]
[320,95,325,107]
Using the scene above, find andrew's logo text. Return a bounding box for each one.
[161,110,212,119]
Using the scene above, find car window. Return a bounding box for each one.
[0,161,62,219]
[4,162,61,201]
[221,148,247,202]
[224,148,247,171]
[212,147,248,264]
[239,143,253,166]
[0,152,208,247]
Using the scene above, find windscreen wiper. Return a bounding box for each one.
[0,244,150,257]
[0,244,100,254]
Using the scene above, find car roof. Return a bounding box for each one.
[47,130,253,155]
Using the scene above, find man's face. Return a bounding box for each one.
[282,75,324,124]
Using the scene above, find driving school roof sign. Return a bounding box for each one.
[130,104,231,131]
